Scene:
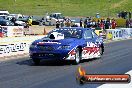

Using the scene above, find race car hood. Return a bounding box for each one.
[33,38,78,45]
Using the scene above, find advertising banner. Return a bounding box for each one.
[106,29,122,40]
[0,26,8,37]
[112,29,122,40]
[1,26,24,37]
[120,28,132,38]
[0,42,30,57]
[0,36,44,57]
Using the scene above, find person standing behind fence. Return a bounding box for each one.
[105,18,110,29]
[65,18,69,27]
[11,17,16,25]
[126,19,130,28]
[130,19,132,28]
[87,19,92,28]
[97,20,100,28]
[65,18,71,27]
[28,16,32,26]
[100,20,104,30]
[63,18,66,27]
[91,19,96,28]
[56,20,60,28]
[84,18,87,28]
[40,17,45,26]
[60,20,64,28]
[0,25,3,37]
[111,19,117,29]
[80,18,83,27]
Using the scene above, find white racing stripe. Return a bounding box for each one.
[98,70,132,88]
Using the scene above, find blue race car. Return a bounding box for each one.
[29,27,104,65]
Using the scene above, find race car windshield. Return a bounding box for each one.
[47,29,82,39]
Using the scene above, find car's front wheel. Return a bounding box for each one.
[98,47,103,59]
[33,58,40,65]
[73,48,81,65]
[99,47,103,55]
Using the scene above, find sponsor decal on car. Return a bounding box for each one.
[82,42,100,59]
[66,49,76,60]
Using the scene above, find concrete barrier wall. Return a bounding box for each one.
[0,36,45,57]
[120,28,132,38]
[106,28,132,40]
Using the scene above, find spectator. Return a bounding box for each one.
[41,17,45,25]
[111,19,117,29]
[11,17,16,25]
[56,20,60,28]
[63,18,67,27]
[84,18,87,28]
[60,21,64,28]
[71,21,78,27]
[28,16,32,26]
[25,22,29,28]
[100,20,104,29]
[39,17,45,26]
[130,19,132,28]
[80,18,83,27]
[126,19,130,28]
[65,18,71,27]
[91,19,96,28]
[105,18,110,29]
[87,19,92,28]
[97,20,100,27]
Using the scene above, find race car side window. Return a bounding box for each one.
[83,30,93,39]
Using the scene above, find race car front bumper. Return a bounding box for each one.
[30,49,75,60]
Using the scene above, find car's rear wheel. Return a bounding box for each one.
[33,58,40,65]
[73,48,81,65]
[99,47,103,55]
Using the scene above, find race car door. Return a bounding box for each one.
[82,29,100,59]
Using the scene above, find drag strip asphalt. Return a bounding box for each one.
[0,39,132,88]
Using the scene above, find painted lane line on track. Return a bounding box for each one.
[98,70,132,88]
